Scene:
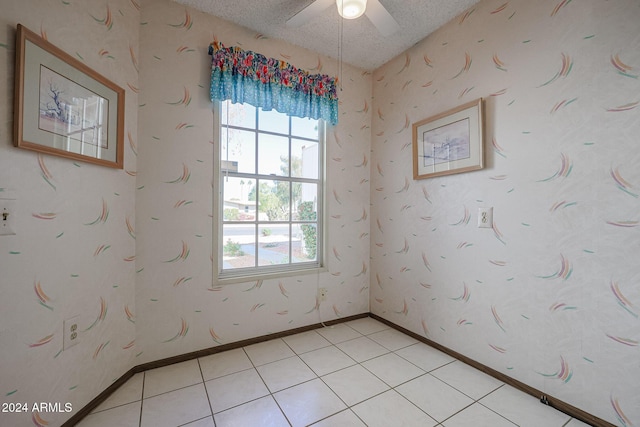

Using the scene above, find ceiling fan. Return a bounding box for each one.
[286,0,401,37]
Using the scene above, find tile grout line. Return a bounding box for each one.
[85,375,148,416]
[138,382,207,401]
[343,329,491,426]
[303,322,376,426]
[312,322,434,425]
[427,368,499,401]
[435,379,518,426]
[371,342,510,426]
[203,343,316,418]
[177,416,214,427]
[313,349,364,424]
[196,358,216,426]
[320,323,438,424]
[244,344,294,426]
[138,372,145,427]
[437,401,481,426]
[384,367,442,425]
[474,384,525,426]
[279,322,369,425]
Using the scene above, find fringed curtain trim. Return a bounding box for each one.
[209,42,338,125]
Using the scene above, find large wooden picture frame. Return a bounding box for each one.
[14,24,124,169]
[412,98,484,179]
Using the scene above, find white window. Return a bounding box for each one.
[214,100,325,282]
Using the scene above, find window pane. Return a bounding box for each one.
[258,180,290,221]
[258,225,290,266]
[258,108,289,134]
[291,115,318,139]
[222,177,257,222]
[223,224,255,269]
[291,139,318,179]
[217,101,323,278]
[295,183,318,220]
[293,223,317,262]
[222,101,256,128]
[290,181,303,213]
[221,128,256,174]
[257,134,289,176]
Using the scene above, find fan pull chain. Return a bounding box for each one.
[338,5,344,91]
[225,101,230,182]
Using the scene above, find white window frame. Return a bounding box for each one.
[212,101,327,284]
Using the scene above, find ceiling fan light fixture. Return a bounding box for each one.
[336,0,367,19]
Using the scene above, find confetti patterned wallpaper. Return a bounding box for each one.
[370,0,639,425]
[1,0,371,424]
[0,0,139,426]
[135,0,371,365]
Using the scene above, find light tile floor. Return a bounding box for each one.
[77,317,591,427]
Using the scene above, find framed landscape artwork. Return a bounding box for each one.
[14,24,124,168]
[412,98,484,179]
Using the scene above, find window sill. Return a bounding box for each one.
[215,265,328,286]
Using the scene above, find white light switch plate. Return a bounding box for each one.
[0,200,16,236]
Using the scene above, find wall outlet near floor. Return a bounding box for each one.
[478,207,493,228]
[318,287,328,301]
[63,316,80,350]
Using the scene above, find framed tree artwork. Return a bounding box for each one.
[14,24,124,168]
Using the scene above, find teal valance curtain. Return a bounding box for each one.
[209,42,339,125]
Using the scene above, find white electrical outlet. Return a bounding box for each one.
[0,201,16,236]
[478,207,493,228]
[63,316,80,350]
[318,287,328,301]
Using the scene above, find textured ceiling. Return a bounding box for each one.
[174,0,481,70]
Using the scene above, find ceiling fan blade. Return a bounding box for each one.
[365,0,400,36]
[286,0,335,28]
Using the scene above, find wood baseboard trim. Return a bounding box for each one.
[61,367,137,427]
[61,313,368,426]
[369,313,614,427]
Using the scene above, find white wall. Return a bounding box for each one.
[135,0,371,364]
[0,0,370,424]
[370,0,640,425]
[0,1,139,426]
